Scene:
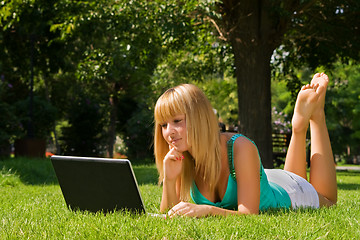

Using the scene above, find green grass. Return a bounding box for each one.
[0,158,359,239]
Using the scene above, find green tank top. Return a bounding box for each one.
[190,134,291,211]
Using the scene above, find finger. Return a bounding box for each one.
[167,202,183,218]
[168,149,183,161]
[168,208,180,218]
[182,210,194,217]
[167,208,175,217]
[168,153,182,161]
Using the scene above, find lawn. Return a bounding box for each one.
[0,157,359,239]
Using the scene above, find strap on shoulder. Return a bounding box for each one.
[227,134,243,180]
[227,134,263,180]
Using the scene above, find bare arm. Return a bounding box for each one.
[233,137,261,214]
[159,147,183,213]
[160,177,181,212]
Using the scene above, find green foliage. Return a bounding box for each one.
[14,96,57,139]
[0,0,67,153]
[122,106,154,162]
[271,78,293,134]
[0,0,68,80]
[199,77,238,127]
[1,0,360,162]
[50,0,204,157]
[0,78,25,157]
[59,95,108,157]
[0,86,21,144]
[325,61,360,157]
[271,60,360,159]
[274,1,360,72]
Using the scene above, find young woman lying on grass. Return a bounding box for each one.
[154,73,337,217]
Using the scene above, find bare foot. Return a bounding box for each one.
[310,73,329,122]
[291,84,320,133]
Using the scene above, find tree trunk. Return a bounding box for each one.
[232,43,274,168]
[220,0,290,168]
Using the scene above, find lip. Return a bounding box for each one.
[170,138,181,145]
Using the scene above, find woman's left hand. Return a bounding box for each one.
[167,202,211,218]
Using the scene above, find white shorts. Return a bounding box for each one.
[264,169,320,209]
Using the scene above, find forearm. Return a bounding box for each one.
[168,202,258,218]
[208,205,258,216]
[160,178,180,213]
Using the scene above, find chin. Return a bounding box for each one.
[173,146,188,152]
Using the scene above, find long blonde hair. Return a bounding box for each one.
[154,84,221,200]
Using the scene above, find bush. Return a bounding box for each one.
[122,105,154,162]
[0,102,22,157]
[59,95,108,157]
[14,96,57,139]
[0,79,23,156]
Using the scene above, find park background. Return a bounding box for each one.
[1,0,360,168]
[0,1,360,239]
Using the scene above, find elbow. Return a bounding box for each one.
[238,205,259,215]
[242,210,259,215]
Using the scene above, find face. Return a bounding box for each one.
[161,114,190,153]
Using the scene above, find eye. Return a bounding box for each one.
[174,119,182,123]
[160,123,167,128]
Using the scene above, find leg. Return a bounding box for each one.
[284,83,320,180]
[308,73,337,205]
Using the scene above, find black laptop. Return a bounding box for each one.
[51,155,161,215]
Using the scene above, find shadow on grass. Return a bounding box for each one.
[337,171,360,176]
[0,157,58,185]
[337,183,360,191]
[4,157,355,190]
[336,171,360,190]
[0,157,159,186]
[132,165,159,185]
[261,207,319,216]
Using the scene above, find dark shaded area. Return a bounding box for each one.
[0,158,159,186]
[2,157,357,190]
[336,171,360,190]
[59,94,108,157]
[132,165,159,185]
[0,158,58,185]
[337,183,360,191]
[336,171,360,176]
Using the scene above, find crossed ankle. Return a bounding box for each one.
[310,111,326,123]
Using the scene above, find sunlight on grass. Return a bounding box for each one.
[0,158,359,239]
[0,167,21,187]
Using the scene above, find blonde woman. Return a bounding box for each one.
[154,73,337,217]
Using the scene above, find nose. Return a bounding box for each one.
[164,123,175,136]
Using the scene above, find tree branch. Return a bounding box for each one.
[296,0,318,14]
[205,16,228,41]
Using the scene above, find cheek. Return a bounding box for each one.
[161,128,167,139]
[180,127,188,142]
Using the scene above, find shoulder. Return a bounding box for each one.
[234,136,258,152]
[220,133,258,153]
[233,137,259,164]
[220,133,259,165]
